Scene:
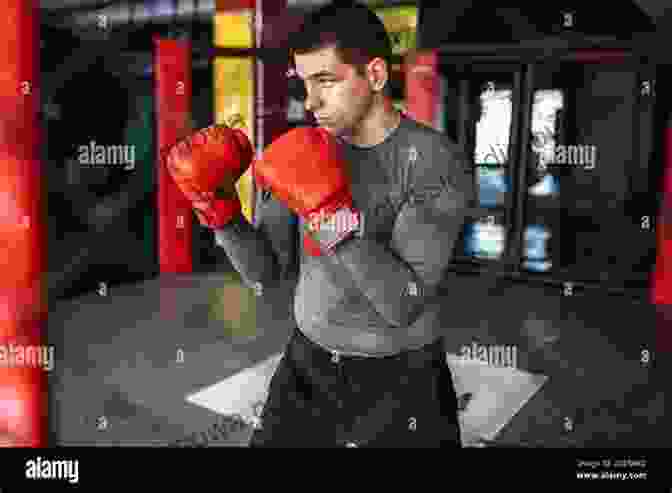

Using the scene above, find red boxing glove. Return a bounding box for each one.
[253,127,360,255]
[163,124,253,228]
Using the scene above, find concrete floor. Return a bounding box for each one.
[47,269,668,447]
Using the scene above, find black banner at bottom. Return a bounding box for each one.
[0,448,664,489]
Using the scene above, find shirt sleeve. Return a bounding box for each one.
[323,141,475,327]
[214,188,298,291]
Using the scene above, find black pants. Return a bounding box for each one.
[249,327,462,448]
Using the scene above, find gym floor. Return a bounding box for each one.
[46,268,668,447]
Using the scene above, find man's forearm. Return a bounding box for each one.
[214,213,282,289]
[323,238,436,327]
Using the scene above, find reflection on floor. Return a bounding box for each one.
[48,270,667,447]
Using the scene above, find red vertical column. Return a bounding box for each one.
[404,50,441,129]
[652,120,672,354]
[155,37,193,273]
[0,0,46,446]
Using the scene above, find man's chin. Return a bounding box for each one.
[319,124,337,134]
[319,124,345,137]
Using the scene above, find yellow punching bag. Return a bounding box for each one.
[208,3,259,341]
[214,6,255,223]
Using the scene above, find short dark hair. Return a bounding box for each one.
[289,1,393,91]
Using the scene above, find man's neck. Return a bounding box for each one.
[343,103,401,148]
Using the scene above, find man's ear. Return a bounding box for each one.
[368,57,389,93]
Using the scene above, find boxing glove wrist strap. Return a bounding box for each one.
[304,207,362,254]
[195,198,242,229]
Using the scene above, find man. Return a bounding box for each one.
[165,1,475,447]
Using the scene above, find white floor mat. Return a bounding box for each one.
[445,353,548,446]
[186,352,284,424]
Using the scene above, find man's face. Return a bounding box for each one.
[294,46,375,138]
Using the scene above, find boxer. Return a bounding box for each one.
[166,1,475,447]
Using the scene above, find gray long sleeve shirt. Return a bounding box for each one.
[215,115,475,357]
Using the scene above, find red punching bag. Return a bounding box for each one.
[652,120,672,354]
[0,0,47,447]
